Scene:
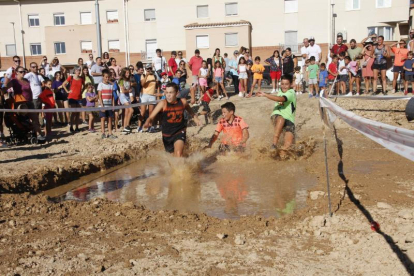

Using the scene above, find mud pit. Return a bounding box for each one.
[47,153,317,219]
[1,92,414,275]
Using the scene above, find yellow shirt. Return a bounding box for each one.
[142,74,157,95]
[251,64,265,80]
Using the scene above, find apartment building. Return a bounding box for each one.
[0,0,410,70]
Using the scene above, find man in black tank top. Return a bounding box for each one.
[144,83,201,157]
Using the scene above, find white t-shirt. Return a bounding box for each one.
[86,60,96,74]
[46,64,61,78]
[153,56,167,72]
[5,67,15,80]
[308,44,322,62]
[199,67,208,77]
[300,46,310,66]
[338,59,347,75]
[24,72,44,99]
[175,58,187,67]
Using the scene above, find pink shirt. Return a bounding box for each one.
[214,68,223,77]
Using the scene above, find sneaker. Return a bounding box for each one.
[37,135,46,141]
[345,92,353,97]
[219,97,222,101]
[404,91,408,95]
[75,128,81,133]
[88,129,96,133]
[296,92,299,95]
[391,89,396,94]
[108,134,117,139]
[137,127,143,133]
[356,93,360,96]
[308,94,313,98]
[148,126,155,133]
[238,92,243,97]
[122,127,132,133]
[227,96,230,100]
[70,127,75,133]
[82,121,88,125]
[101,134,107,139]
[271,89,275,93]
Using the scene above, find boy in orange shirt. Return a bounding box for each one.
[206,102,249,152]
[247,56,265,98]
[39,79,56,137]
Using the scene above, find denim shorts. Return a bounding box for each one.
[140,94,157,104]
[68,99,82,106]
[215,77,223,83]
[119,93,131,105]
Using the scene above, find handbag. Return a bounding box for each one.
[362,57,370,68]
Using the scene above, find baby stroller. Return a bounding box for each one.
[3,97,39,145]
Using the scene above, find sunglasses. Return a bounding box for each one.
[129,68,134,70]
[14,60,20,62]
[31,66,38,68]
[17,70,25,73]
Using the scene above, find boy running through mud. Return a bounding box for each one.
[257,75,296,155]
[206,102,250,152]
[144,83,201,157]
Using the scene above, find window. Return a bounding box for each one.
[108,40,120,52]
[376,0,392,8]
[30,43,42,56]
[285,31,298,53]
[367,26,394,41]
[81,41,93,53]
[346,0,360,10]
[54,13,65,26]
[6,44,16,56]
[146,39,157,60]
[284,0,298,13]
[197,5,209,18]
[54,42,66,55]
[225,3,238,16]
[28,15,40,27]
[196,35,209,49]
[107,10,118,23]
[144,9,156,21]
[225,33,238,47]
[80,12,92,24]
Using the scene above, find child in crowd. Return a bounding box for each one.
[318,63,329,97]
[160,72,170,99]
[238,57,248,97]
[303,59,310,94]
[38,79,55,137]
[246,60,253,94]
[307,56,319,98]
[257,74,296,157]
[338,53,348,95]
[403,51,414,95]
[247,56,265,98]
[84,83,98,132]
[206,102,249,153]
[294,66,302,94]
[214,61,228,100]
[347,57,360,96]
[98,71,117,139]
[328,55,339,95]
[144,83,201,157]
[198,60,209,102]
[198,82,215,125]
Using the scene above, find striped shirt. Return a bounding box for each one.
[98,82,113,107]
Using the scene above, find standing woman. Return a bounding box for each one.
[62,66,84,133]
[47,57,66,80]
[361,43,375,94]
[52,71,70,125]
[372,36,390,94]
[81,66,94,124]
[390,39,408,93]
[228,51,240,96]
[118,68,134,133]
[213,48,226,69]
[265,50,282,93]
[102,52,111,67]
[40,56,49,69]
[206,58,214,87]
[178,60,188,91]
[238,46,247,62]
[109,58,122,80]
[109,69,120,132]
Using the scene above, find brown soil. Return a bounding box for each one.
[1,92,414,275]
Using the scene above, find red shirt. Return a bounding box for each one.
[168,58,177,77]
[39,88,56,107]
[67,76,84,100]
[202,88,214,103]
[331,44,348,56]
[328,63,337,80]
[189,56,203,76]
[216,116,249,146]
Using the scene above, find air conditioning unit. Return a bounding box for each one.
[342,30,348,42]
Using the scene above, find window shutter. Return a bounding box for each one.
[145,9,156,20]
[81,12,92,24]
[6,45,16,56]
[146,40,157,60]
[109,40,120,50]
[285,31,298,52]
[284,0,298,13]
[345,0,352,10]
[225,3,238,16]
[196,36,209,48]
[225,33,238,46]
[197,6,208,18]
[384,0,392,7]
[107,11,118,21]
[81,41,93,50]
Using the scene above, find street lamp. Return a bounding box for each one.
[10,22,16,50]
[14,0,26,67]
[95,0,102,57]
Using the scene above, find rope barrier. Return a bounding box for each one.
[329,95,411,100]
[0,101,159,113]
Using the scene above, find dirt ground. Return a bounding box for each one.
[1,89,414,275]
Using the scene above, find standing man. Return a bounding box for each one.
[224,53,232,86]
[331,33,348,58]
[91,57,106,91]
[85,54,95,75]
[168,51,178,81]
[175,51,187,67]
[347,39,363,94]
[188,49,203,104]
[347,39,362,61]
[4,55,21,86]
[361,33,378,45]
[153,49,168,81]
[308,37,322,63]
[300,38,310,68]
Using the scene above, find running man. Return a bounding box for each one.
[144,83,201,157]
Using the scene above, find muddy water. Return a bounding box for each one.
[47,152,317,219]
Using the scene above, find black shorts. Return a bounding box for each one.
[68,99,82,107]
[393,66,404,73]
[339,75,349,82]
[81,98,87,107]
[201,101,211,113]
[406,75,414,82]
[99,110,114,118]
[372,63,387,71]
[162,130,186,153]
[55,92,68,102]
[271,115,295,134]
